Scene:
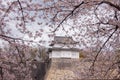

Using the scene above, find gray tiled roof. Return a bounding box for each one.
[50,36,77,46]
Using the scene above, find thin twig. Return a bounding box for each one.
[104,62,118,77]
[0,34,41,45]
[14,42,23,63]
[0,1,16,34]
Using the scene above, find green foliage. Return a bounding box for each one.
[30,48,38,59]
[79,52,86,58]
[29,47,48,61]
[39,48,48,61]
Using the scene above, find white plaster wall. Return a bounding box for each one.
[50,50,79,59]
[71,52,79,58]
[51,51,61,58]
[61,51,71,58]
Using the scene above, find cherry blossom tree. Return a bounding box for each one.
[0,0,120,79]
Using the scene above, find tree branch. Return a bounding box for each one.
[99,1,120,11]
[0,34,22,40]
[17,0,25,27]
[0,66,3,80]
[90,26,118,74]
[53,1,85,32]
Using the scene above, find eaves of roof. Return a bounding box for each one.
[49,47,80,51]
